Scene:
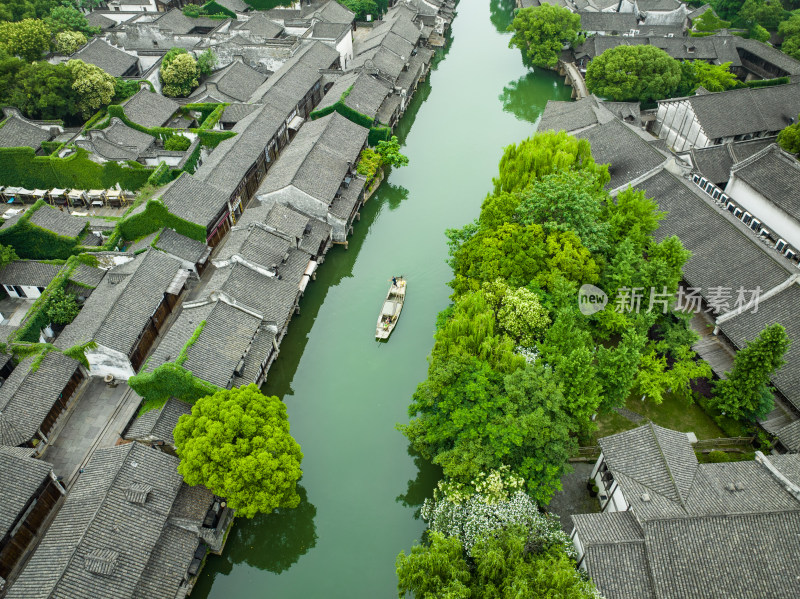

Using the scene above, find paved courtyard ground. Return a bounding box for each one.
[547,462,599,534]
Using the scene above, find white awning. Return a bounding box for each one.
[288,115,305,130]
[166,269,190,295]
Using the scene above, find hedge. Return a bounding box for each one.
[368,126,391,146]
[745,77,790,88]
[0,146,153,191]
[0,200,86,260]
[129,322,220,413]
[195,128,237,147]
[40,141,65,155]
[117,198,206,243]
[182,102,226,124]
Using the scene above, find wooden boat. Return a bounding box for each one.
[376,277,406,340]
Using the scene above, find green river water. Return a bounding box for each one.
[192,2,571,596]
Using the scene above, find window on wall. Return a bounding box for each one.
[12,286,26,298]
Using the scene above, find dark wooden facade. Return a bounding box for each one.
[0,477,62,579]
[38,368,84,442]
[129,290,183,372]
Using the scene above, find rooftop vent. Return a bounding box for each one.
[126,482,153,504]
[234,358,245,377]
[84,549,119,575]
[303,223,312,236]
[641,493,651,502]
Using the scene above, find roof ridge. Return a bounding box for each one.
[50,443,135,595]
[648,422,689,510]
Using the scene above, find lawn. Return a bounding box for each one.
[590,391,725,444]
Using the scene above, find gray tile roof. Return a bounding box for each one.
[233,13,283,38]
[576,120,667,191]
[264,202,311,239]
[72,38,139,77]
[311,20,349,40]
[329,174,364,219]
[190,61,268,103]
[730,144,800,217]
[0,260,61,287]
[583,541,656,599]
[124,397,192,444]
[214,0,249,12]
[121,89,179,128]
[6,443,188,599]
[599,422,699,507]
[331,72,392,120]
[0,446,53,538]
[78,119,155,161]
[29,204,87,238]
[182,300,263,387]
[664,83,800,141]
[579,11,637,32]
[248,41,339,103]
[132,524,197,599]
[257,111,368,203]
[303,0,354,24]
[635,169,793,294]
[538,95,617,134]
[220,102,259,124]
[56,249,182,357]
[159,172,229,229]
[571,510,643,545]
[155,227,209,264]
[205,261,298,325]
[86,11,117,30]
[0,115,52,150]
[216,224,294,269]
[194,102,286,196]
[0,353,80,447]
[644,512,800,599]
[153,8,222,35]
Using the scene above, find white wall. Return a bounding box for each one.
[3,284,45,299]
[726,175,800,249]
[336,31,354,69]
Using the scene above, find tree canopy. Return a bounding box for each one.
[777,113,800,154]
[0,18,51,61]
[67,58,116,118]
[507,4,584,68]
[585,45,682,103]
[712,323,790,421]
[160,48,199,97]
[173,384,304,518]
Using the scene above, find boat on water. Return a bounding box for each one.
[376,277,406,340]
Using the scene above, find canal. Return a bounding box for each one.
[192,1,572,596]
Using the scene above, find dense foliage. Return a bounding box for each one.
[778,113,800,154]
[54,29,86,54]
[0,18,51,60]
[46,286,80,325]
[508,4,583,68]
[712,323,790,421]
[173,384,304,518]
[586,45,682,103]
[160,48,199,97]
[67,59,116,118]
[677,60,740,95]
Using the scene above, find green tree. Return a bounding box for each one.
[54,29,86,55]
[196,48,217,76]
[748,22,771,41]
[507,4,583,68]
[738,0,786,29]
[376,135,409,167]
[712,323,790,421]
[396,527,598,599]
[777,113,800,154]
[0,0,60,21]
[678,60,740,95]
[597,327,648,411]
[492,130,608,195]
[66,58,116,118]
[339,0,379,21]
[164,134,191,151]
[482,279,551,347]
[45,4,97,35]
[173,384,304,518]
[8,61,77,121]
[401,357,577,505]
[585,45,682,103]
[0,244,17,270]
[0,18,52,61]
[780,16,800,59]
[515,169,610,254]
[714,0,746,20]
[160,49,199,97]
[183,3,202,17]
[46,287,80,325]
[693,8,732,31]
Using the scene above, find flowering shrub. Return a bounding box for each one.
[482,279,551,347]
[422,468,574,557]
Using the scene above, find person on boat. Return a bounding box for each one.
[392,276,398,286]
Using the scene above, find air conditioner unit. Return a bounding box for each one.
[693,174,701,184]
[733,208,743,218]
[712,189,721,200]
[667,33,674,37]
[700,177,708,188]
[720,194,729,204]
[750,218,761,232]
[760,228,770,239]
[786,249,797,261]
[727,203,737,214]
[742,212,752,225]
[776,238,787,252]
